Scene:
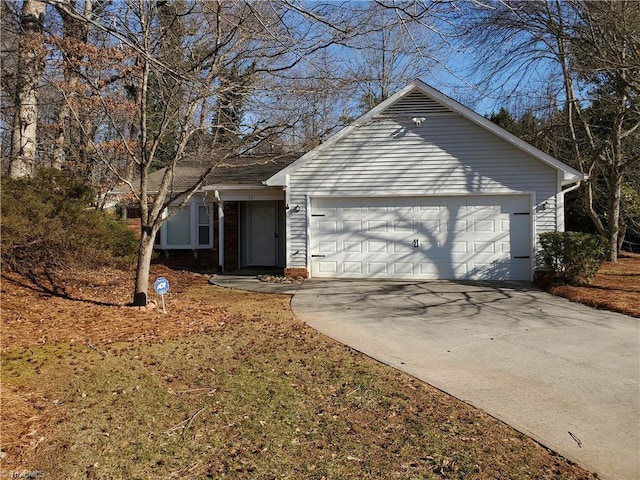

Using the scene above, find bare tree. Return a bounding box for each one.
[571,0,640,259]
[347,0,446,110]
[9,0,46,178]
[462,0,640,261]
[11,0,458,304]
[47,0,387,305]
[49,0,94,171]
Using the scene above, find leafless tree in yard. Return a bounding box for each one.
[8,0,458,304]
[9,0,47,178]
[461,0,640,261]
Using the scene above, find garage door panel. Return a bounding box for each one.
[318,241,337,253]
[367,220,388,233]
[367,241,388,253]
[343,220,361,233]
[474,241,495,254]
[449,220,468,233]
[367,262,388,274]
[318,220,338,233]
[393,241,415,253]
[393,262,414,275]
[393,220,414,233]
[417,219,441,232]
[317,261,338,273]
[343,241,362,253]
[343,261,362,274]
[473,219,496,233]
[418,262,440,278]
[451,263,469,277]
[310,195,531,280]
[450,241,468,253]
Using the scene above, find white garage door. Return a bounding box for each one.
[310,195,532,281]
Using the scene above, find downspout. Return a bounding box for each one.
[558,180,582,232]
[561,180,582,197]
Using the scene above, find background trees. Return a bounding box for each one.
[463,0,640,260]
[4,0,456,304]
[3,0,638,302]
[8,0,46,178]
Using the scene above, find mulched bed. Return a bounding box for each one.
[1,265,230,349]
[545,252,640,317]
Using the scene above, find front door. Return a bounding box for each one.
[244,201,277,266]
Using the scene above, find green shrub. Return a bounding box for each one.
[539,231,608,285]
[1,169,138,279]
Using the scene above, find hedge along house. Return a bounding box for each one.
[267,79,584,281]
[123,80,583,280]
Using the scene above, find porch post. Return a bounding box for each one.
[218,199,225,273]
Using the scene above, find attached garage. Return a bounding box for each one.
[266,80,584,281]
[310,195,532,280]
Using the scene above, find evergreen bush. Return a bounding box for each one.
[539,231,608,285]
[1,169,138,279]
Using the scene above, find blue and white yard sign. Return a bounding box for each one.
[154,276,170,313]
[154,276,170,295]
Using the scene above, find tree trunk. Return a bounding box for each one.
[10,0,46,178]
[52,0,93,172]
[605,109,629,262]
[52,102,70,169]
[133,228,156,306]
[607,172,622,262]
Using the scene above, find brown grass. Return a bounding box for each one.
[547,252,640,317]
[0,265,599,479]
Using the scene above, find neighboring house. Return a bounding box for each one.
[120,79,584,281]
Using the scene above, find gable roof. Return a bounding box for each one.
[266,79,584,186]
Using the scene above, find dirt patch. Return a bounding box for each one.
[546,252,640,317]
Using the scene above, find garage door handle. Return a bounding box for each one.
[311,254,325,258]
[413,238,419,248]
[513,256,530,259]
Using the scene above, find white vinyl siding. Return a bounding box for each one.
[286,92,558,271]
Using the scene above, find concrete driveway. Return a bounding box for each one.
[291,279,640,480]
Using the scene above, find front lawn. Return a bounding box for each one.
[1,266,596,479]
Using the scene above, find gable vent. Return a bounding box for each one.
[375,90,452,120]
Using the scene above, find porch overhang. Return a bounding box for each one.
[202,184,284,202]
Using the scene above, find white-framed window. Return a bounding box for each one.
[158,200,214,250]
[197,205,212,246]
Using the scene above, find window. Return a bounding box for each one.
[166,207,191,245]
[157,201,213,250]
[198,205,211,246]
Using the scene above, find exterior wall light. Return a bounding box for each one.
[286,204,300,213]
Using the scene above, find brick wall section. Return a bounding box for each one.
[284,267,308,278]
[153,249,217,271]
